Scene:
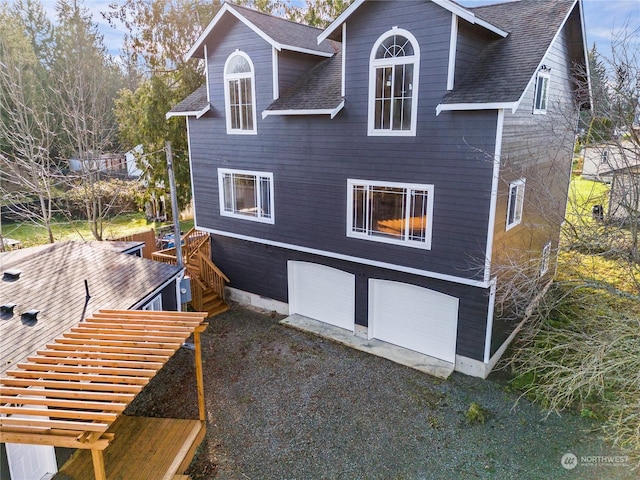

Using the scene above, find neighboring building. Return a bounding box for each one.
[0,241,184,478]
[582,140,640,182]
[169,0,588,377]
[609,164,640,224]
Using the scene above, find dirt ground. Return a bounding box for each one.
[125,304,637,480]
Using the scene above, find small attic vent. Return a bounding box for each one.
[3,269,22,281]
[1,303,16,314]
[21,309,39,324]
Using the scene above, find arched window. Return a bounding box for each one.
[224,51,257,134]
[368,29,420,136]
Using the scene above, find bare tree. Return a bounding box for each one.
[0,10,59,245]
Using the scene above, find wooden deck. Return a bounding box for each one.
[56,415,204,480]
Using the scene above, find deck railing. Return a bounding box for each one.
[151,227,211,266]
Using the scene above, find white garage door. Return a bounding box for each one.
[369,279,459,363]
[288,261,355,331]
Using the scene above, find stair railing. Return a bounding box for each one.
[197,251,230,302]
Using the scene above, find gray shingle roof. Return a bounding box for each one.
[230,4,338,55]
[0,242,182,374]
[167,85,209,117]
[442,0,577,105]
[265,51,343,111]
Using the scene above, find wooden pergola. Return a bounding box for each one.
[0,309,209,480]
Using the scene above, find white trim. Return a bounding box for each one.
[367,28,420,137]
[341,23,346,98]
[318,0,506,45]
[204,44,210,104]
[223,50,258,135]
[484,109,504,282]
[346,178,434,250]
[187,3,331,61]
[483,277,497,363]
[262,101,345,119]
[577,0,593,111]
[272,47,279,100]
[186,120,197,228]
[447,14,458,91]
[131,272,183,310]
[512,0,579,113]
[175,269,184,312]
[436,102,517,115]
[196,226,491,288]
[165,104,210,120]
[505,178,526,231]
[218,168,275,224]
[142,293,163,311]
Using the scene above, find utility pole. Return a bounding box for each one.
[165,141,183,269]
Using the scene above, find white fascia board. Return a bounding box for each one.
[512,0,580,113]
[318,0,364,44]
[261,100,345,119]
[318,0,506,44]
[186,4,331,61]
[436,102,517,115]
[165,104,210,120]
[186,3,232,60]
[577,0,593,111]
[196,226,491,289]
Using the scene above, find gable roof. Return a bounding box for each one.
[318,0,508,44]
[186,2,339,61]
[0,241,182,374]
[263,51,344,118]
[439,0,582,112]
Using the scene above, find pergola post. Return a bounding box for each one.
[194,325,207,422]
[91,449,107,480]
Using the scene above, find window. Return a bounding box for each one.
[533,71,550,114]
[143,294,163,311]
[601,150,609,165]
[540,241,552,276]
[368,29,420,136]
[218,169,274,223]
[347,179,434,249]
[224,51,256,134]
[506,179,525,230]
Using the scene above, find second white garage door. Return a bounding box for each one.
[287,261,355,332]
[368,279,459,363]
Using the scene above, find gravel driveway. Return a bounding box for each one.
[126,304,636,480]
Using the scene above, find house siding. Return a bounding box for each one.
[190,0,498,283]
[278,51,323,95]
[489,19,577,353]
[454,20,494,88]
[212,234,491,360]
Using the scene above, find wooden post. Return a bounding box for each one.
[194,327,207,422]
[91,448,107,480]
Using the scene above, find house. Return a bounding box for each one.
[169,0,589,378]
[608,164,640,224]
[582,140,640,182]
[0,241,184,479]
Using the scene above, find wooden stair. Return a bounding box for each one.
[152,228,230,318]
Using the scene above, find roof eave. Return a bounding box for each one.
[262,100,345,119]
[166,104,210,120]
[435,102,517,116]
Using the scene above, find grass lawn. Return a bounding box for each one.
[2,212,194,248]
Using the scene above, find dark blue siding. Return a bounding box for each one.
[213,235,491,361]
[190,1,498,283]
[278,51,322,94]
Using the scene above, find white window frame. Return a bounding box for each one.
[224,50,257,135]
[368,28,420,137]
[533,71,550,114]
[506,178,525,231]
[218,168,275,224]
[347,179,434,249]
[143,294,163,311]
[540,241,552,276]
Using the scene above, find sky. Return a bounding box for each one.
[32,0,640,58]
